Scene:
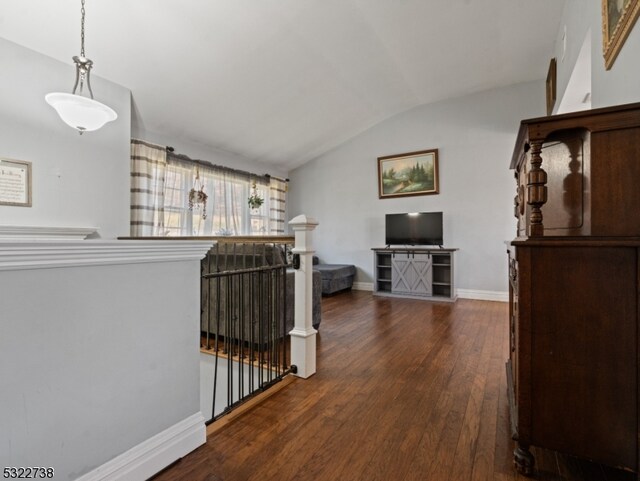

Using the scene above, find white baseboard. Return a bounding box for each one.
[352,282,373,291]
[76,412,206,481]
[457,289,508,302]
[354,283,507,302]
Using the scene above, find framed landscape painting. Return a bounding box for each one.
[602,0,640,69]
[378,149,439,199]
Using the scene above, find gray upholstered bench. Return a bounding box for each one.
[313,257,356,295]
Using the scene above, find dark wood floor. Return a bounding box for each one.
[155,291,636,481]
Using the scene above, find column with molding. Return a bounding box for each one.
[288,214,319,378]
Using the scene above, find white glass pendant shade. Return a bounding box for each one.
[45,92,117,133]
[46,1,117,134]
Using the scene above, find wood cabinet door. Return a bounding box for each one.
[528,246,637,470]
[391,252,432,295]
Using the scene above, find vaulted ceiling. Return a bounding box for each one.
[1,1,565,169]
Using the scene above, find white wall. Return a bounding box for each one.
[0,39,208,480]
[288,81,545,294]
[554,0,640,110]
[0,255,204,480]
[0,38,131,239]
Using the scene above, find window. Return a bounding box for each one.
[130,140,287,237]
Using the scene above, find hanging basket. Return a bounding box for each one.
[188,166,208,219]
[248,195,264,210]
[188,188,208,219]
[248,180,264,211]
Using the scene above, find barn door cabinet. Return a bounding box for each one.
[507,102,640,476]
[372,248,457,301]
[391,251,433,296]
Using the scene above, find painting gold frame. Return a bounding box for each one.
[377,149,439,199]
[602,0,640,69]
[0,158,32,207]
[545,58,557,116]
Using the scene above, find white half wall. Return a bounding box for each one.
[0,240,211,481]
[288,81,545,294]
[0,37,131,239]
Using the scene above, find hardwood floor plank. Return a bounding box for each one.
[470,303,507,481]
[350,309,463,481]
[357,327,459,481]
[494,306,518,481]
[450,302,500,481]
[295,301,461,481]
[153,291,636,481]
[401,302,488,481]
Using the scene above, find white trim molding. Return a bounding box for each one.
[0,225,98,240]
[352,281,373,291]
[457,288,508,302]
[0,239,214,271]
[353,283,506,301]
[75,412,206,481]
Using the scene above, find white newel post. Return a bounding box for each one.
[289,214,319,378]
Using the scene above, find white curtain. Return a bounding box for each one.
[130,140,167,236]
[164,155,269,236]
[269,177,287,234]
[130,139,286,237]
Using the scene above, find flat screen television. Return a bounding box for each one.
[385,212,443,246]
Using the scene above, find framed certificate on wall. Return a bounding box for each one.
[0,158,32,207]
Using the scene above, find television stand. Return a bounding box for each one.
[372,247,457,301]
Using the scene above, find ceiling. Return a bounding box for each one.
[0,0,565,170]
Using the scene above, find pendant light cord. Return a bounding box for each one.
[80,0,86,57]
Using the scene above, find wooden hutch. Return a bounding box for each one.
[507,102,640,476]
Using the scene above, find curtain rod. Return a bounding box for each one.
[166,146,289,183]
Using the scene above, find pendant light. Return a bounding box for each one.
[45,0,117,134]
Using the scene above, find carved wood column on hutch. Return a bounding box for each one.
[507,102,640,477]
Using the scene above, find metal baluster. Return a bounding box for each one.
[239,271,245,401]
[275,263,281,376]
[204,240,298,424]
[267,267,273,383]
[249,270,255,391]
[210,273,220,423]
[282,257,288,370]
[258,269,264,386]
[226,274,232,410]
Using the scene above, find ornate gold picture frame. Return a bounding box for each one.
[546,58,557,116]
[378,149,439,199]
[602,0,640,69]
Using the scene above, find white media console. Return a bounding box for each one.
[372,247,457,301]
